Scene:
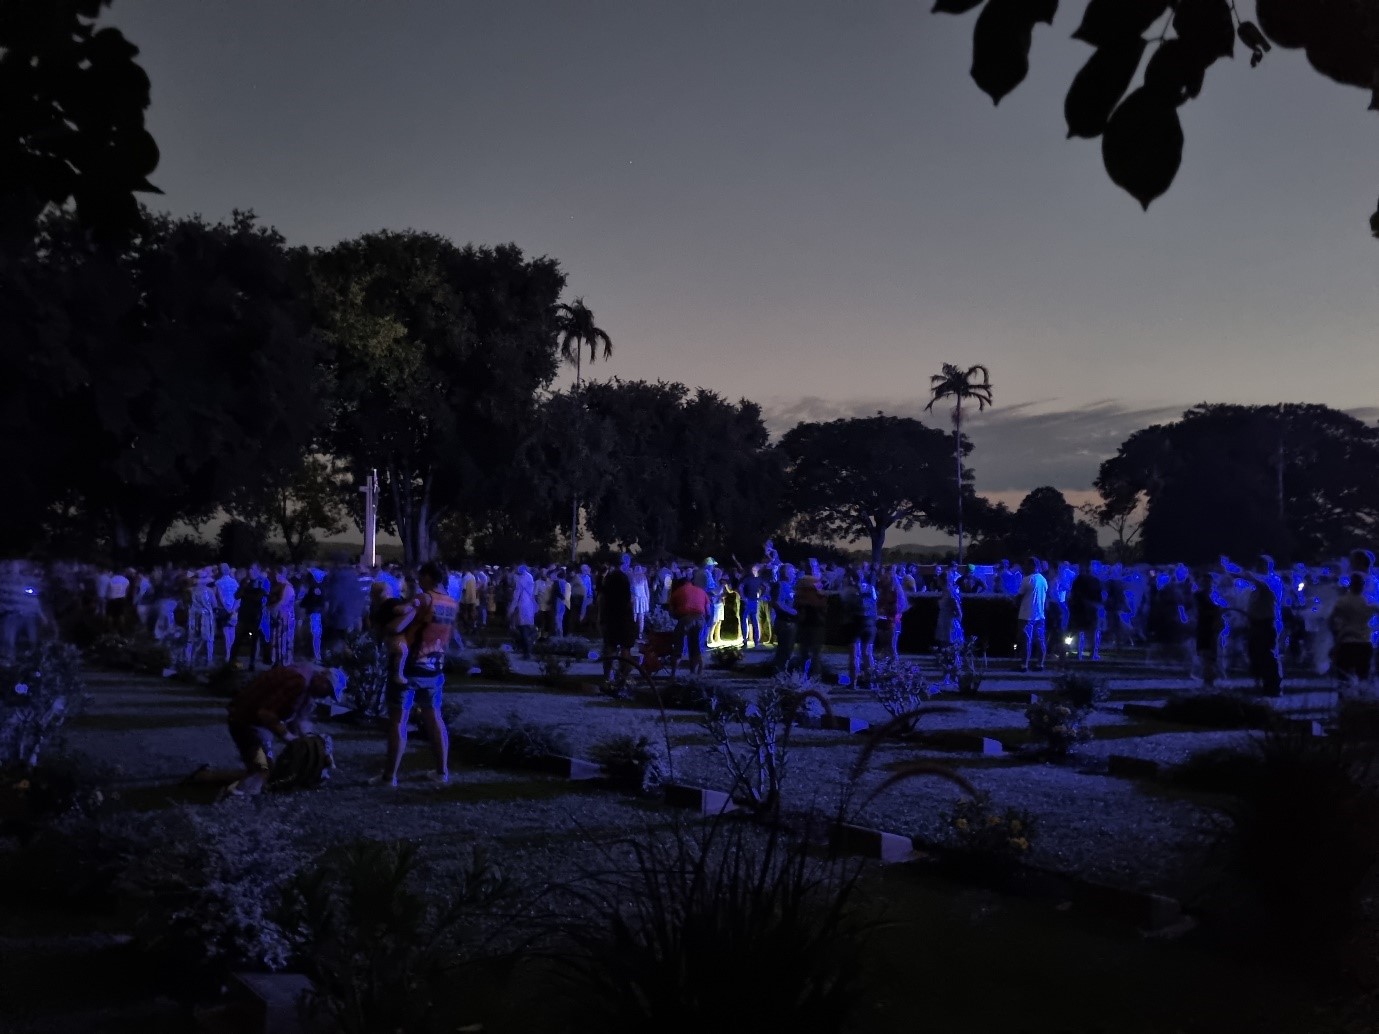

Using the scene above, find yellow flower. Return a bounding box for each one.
[986,814,1001,827]
[955,818,969,831]
[1013,837,1029,851]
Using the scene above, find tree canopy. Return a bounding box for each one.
[780,414,962,567]
[312,231,566,563]
[1096,403,1379,563]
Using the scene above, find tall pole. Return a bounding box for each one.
[570,352,581,564]
[362,469,378,568]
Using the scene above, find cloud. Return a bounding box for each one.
[763,395,1185,496]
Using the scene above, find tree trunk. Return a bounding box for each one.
[415,467,436,562]
[142,515,172,561]
[869,524,887,569]
[388,464,413,566]
[954,400,965,565]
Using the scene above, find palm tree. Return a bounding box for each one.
[926,363,993,564]
[554,298,613,561]
[555,297,613,390]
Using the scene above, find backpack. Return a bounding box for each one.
[268,734,334,791]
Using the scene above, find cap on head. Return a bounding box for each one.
[703,557,717,567]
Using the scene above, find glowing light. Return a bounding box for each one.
[1063,636,1074,646]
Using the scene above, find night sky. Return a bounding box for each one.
[113,0,1379,510]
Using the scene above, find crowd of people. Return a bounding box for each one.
[5,542,1378,794]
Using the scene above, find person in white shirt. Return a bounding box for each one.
[106,569,131,628]
[1017,556,1049,673]
[214,563,241,664]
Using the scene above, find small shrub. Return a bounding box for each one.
[12,752,111,823]
[1158,692,1277,730]
[589,734,665,795]
[0,640,85,772]
[464,712,571,768]
[1024,696,1091,757]
[283,839,508,1034]
[937,637,985,695]
[339,632,390,719]
[476,648,513,681]
[709,646,742,670]
[113,806,307,999]
[1226,730,1379,950]
[535,635,595,658]
[538,653,572,686]
[700,673,830,814]
[557,819,868,1034]
[1050,669,1110,710]
[947,793,1036,859]
[863,657,936,725]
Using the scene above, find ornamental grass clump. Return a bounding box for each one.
[283,839,509,1034]
[463,712,572,768]
[475,647,514,681]
[1,640,85,773]
[554,817,869,1034]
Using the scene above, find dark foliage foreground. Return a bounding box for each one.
[551,816,870,1034]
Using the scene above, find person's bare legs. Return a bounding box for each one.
[383,706,409,785]
[418,706,449,778]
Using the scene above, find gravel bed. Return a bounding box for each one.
[65,664,1243,899]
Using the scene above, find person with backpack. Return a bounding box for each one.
[225,663,345,796]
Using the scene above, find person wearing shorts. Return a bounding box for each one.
[375,562,457,788]
[668,575,709,677]
[1017,557,1048,673]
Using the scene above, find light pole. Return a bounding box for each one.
[360,469,378,568]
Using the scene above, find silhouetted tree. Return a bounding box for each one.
[780,414,958,568]
[554,297,614,560]
[1007,487,1101,561]
[313,231,566,563]
[926,363,993,564]
[1096,403,1379,562]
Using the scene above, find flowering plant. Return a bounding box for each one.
[947,793,1036,858]
[1025,697,1092,756]
[646,607,678,633]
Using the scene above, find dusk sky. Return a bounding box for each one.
[114,0,1378,511]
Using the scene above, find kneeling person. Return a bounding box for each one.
[226,664,345,795]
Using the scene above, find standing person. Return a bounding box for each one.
[185,570,218,669]
[577,564,595,628]
[1329,575,1379,689]
[225,663,345,796]
[771,564,799,673]
[105,568,131,630]
[667,574,710,678]
[934,566,963,657]
[214,564,241,665]
[1067,563,1105,662]
[841,567,878,685]
[267,568,297,667]
[693,558,721,653]
[631,564,651,640]
[300,568,326,663]
[599,555,638,683]
[460,565,480,634]
[879,566,912,660]
[738,565,765,649]
[1016,557,1048,673]
[508,565,538,659]
[1226,558,1283,696]
[374,562,457,788]
[553,567,571,637]
[1192,571,1226,689]
[793,571,828,676]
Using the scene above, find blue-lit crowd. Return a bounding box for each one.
[4,544,1377,696]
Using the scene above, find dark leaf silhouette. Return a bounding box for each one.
[1071,0,1168,48]
[933,0,986,12]
[971,0,1058,105]
[1371,70,1379,112]
[1303,22,1376,90]
[1371,198,1379,239]
[1144,38,1208,105]
[1238,21,1272,56]
[1102,87,1184,210]
[1173,0,1235,64]
[1065,39,1148,138]
[1254,0,1309,49]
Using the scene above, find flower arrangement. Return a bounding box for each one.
[947,793,1037,859]
[646,607,677,634]
[1025,697,1092,757]
[863,657,936,723]
[937,636,985,696]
